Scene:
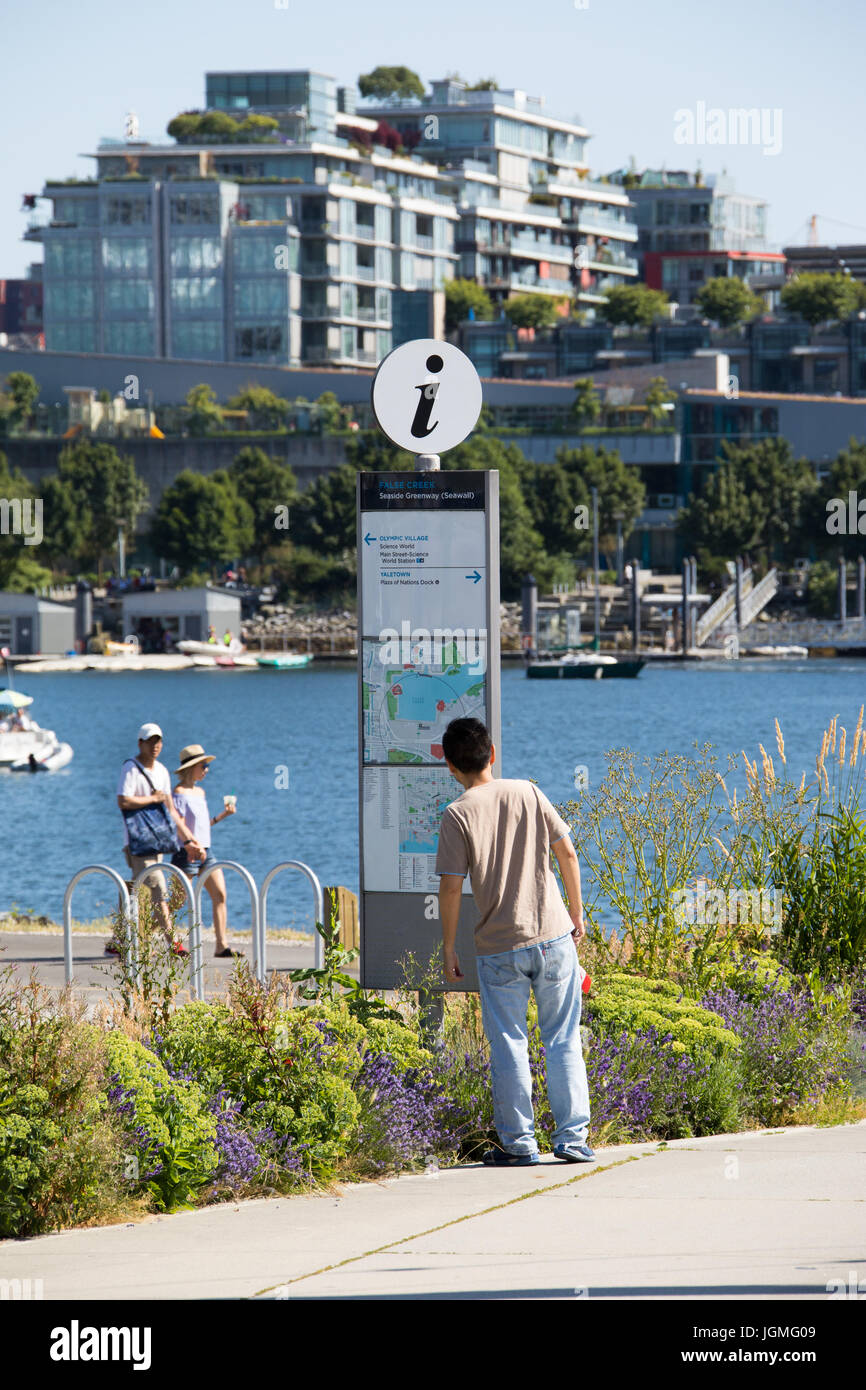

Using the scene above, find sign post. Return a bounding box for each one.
[358,340,500,989]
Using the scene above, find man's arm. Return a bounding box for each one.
[439,875,465,982]
[552,836,584,942]
[116,790,202,854]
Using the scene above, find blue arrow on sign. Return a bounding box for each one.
[364,532,376,546]
[465,569,482,584]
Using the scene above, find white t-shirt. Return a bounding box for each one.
[117,758,172,847]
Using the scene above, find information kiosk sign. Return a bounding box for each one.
[358,343,499,989]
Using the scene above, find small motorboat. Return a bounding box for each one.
[527,652,645,680]
[0,688,75,768]
[178,638,246,658]
[255,653,313,670]
[10,741,74,772]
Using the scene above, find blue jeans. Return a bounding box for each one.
[476,931,590,1155]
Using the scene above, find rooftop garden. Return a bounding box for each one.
[167,111,282,145]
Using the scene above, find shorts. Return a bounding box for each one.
[124,846,167,905]
[171,848,215,877]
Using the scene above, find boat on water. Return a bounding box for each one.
[255,653,313,670]
[190,653,258,669]
[526,652,645,680]
[0,689,75,771]
[177,638,247,658]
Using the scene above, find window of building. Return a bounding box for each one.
[45,238,96,277]
[342,327,355,358]
[102,237,151,273]
[105,197,151,226]
[234,279,286,314]
[46,322,96,352]
[234,325,285,359]
[173,321,224,358]
[105,279,154,312]
[170,195,220,225]
[169,237,222,272]
[104,321,155,355]
[171,277,222,312]
[48,282,95,317]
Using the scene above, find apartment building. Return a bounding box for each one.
[362,77,640,312]
[616,168,785,310]
[26,70,459,369]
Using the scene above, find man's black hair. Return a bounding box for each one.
[442,717,492,774]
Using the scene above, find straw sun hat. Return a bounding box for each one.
[175,744,216,775]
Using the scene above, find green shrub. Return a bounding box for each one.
[0,971,122,1237]
[105,1032,218,1210]
[588,973,741,1060]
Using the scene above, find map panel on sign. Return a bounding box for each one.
[361,509,486,633]
[362,638,486,765]
[362,766,470,893]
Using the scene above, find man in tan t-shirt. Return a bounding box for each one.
[436,717,593,1167]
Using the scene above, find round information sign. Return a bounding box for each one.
[371,338,483,454]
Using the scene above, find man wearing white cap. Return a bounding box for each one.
[116,723,203,955]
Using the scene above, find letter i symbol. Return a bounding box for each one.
[411,353,443,439]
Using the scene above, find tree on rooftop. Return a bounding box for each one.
[235,114,280,142]
[225,384,289,431]
[780,271,866,327]
[444,278,494,332]
[643,376,678,426]
[600,284,669,328]
[0,372,39,432]
[358,66,425,100]
[694,276,762,328]
[571,378,602,429]
[185,384,223,436]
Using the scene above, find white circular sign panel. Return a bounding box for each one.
[371,338,483,454]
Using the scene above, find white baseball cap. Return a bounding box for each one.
[137,722,163,742]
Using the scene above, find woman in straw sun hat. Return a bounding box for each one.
[172,744,243,959]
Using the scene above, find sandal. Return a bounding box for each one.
[215,947,245,958]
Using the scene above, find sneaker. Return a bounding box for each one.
[482,1148,540,1167]
[553,1142,595,1163]
[170,941,190,958]
[104,940,120,956]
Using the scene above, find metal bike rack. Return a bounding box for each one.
[193,860,260,996]
[130,862,199,997]
[258,861,324,982]
[63,865,132,986]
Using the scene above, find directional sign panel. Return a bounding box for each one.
[357,468,500,989]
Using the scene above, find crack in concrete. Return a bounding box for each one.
[252,1152,648,1298]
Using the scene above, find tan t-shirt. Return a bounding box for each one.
[435,778,575,956]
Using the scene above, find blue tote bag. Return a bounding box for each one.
[122,759,180,857]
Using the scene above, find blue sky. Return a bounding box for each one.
[2,0,864,278]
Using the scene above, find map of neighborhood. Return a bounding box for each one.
[362,639,486,765]
[362,766,469,893]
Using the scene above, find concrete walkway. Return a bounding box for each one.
[2,1123,863,1301]
[0,929,331,1009]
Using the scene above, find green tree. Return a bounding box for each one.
[166,112,201,142]
[600,284,669,328]
[444,278,494,333]
[678,439,817,563]
[571,378,602,429]
[503,294,561,329]
[643,375,678,426]
[228,447,298,561]
[0,372,39,432]
[197,111,241,140]
[150,471,254,574]
[235,114,279,141]
[555,444,646,557]
[441,436,551,596]
[358,66,425,100]
[780,272,866,327]
[185,384,223,436]
[694,276,762,327]
[817,438,866,559]
[225,384,289,431]
[0,452,51,588]
[291,463,360,556]
[313,391,351,433]
[41,439,148,577]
